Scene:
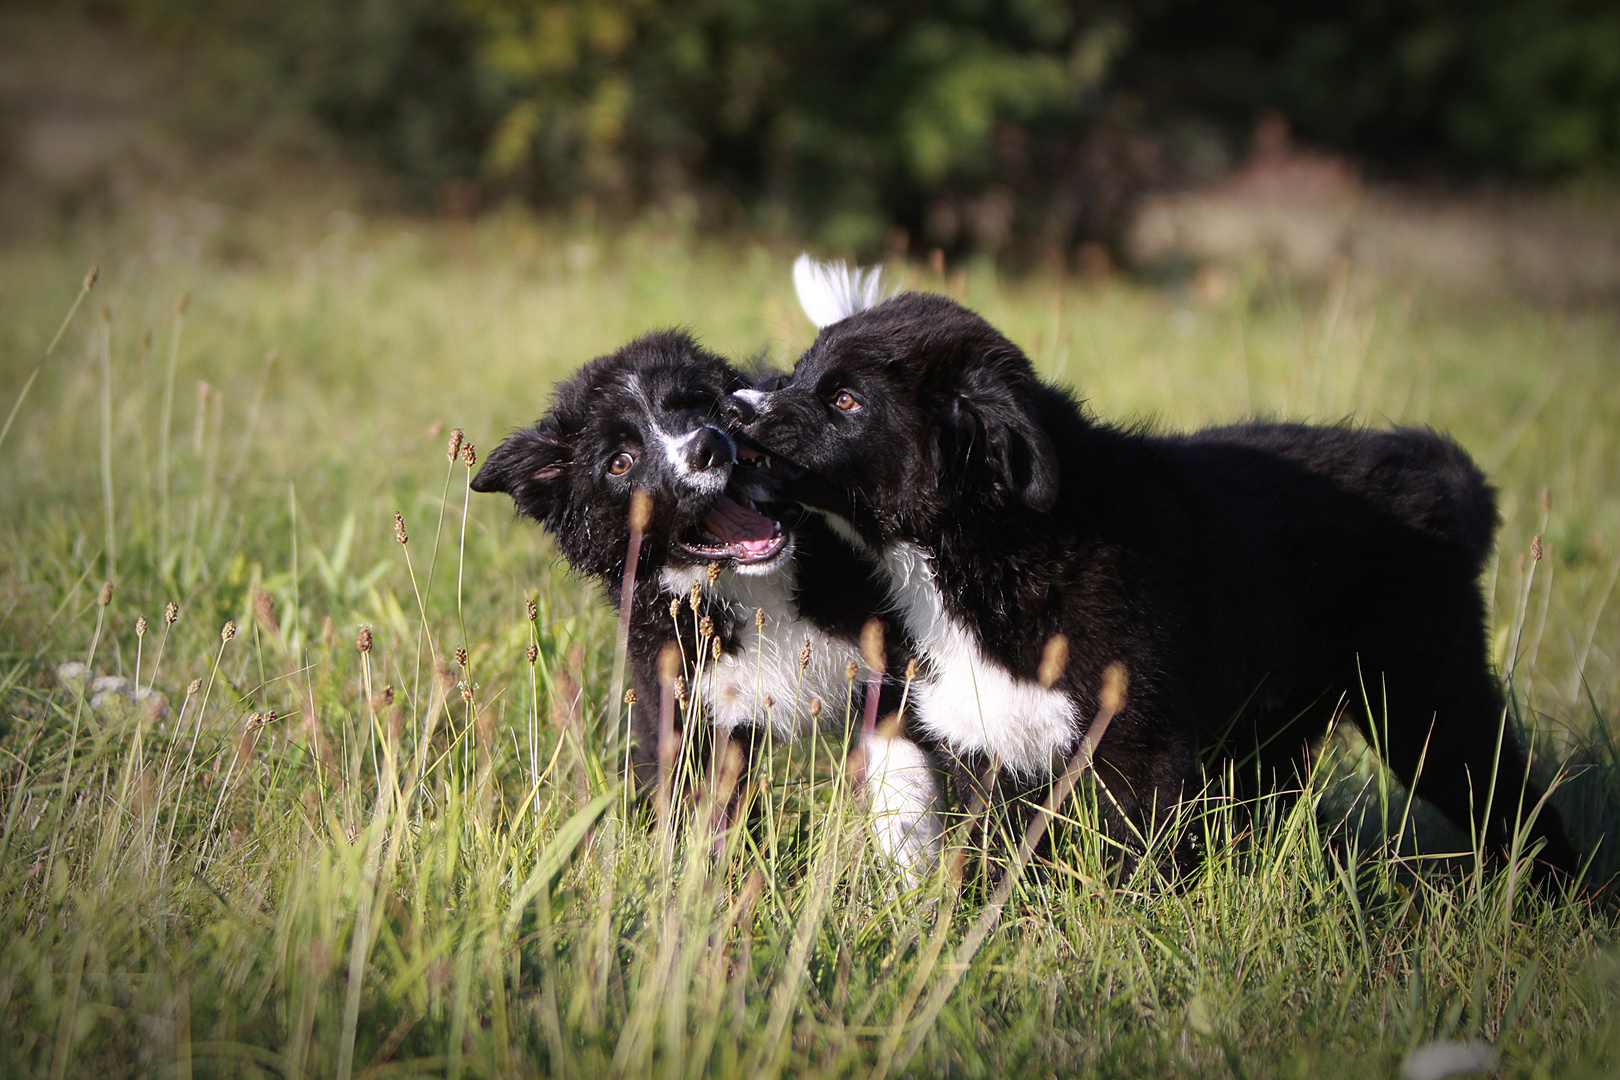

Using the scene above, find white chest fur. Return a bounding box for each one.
[659,565,865,739]
[660,557,944,875]
[880,541,1076,778]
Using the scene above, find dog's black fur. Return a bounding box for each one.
[470,331,911,786]
[736,291,1579,879]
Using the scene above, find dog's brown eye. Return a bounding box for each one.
[833,390,861,412]
[608,452,635,475]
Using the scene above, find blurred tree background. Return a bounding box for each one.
[80,0,1620,256]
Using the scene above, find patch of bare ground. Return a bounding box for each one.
[1130,115,1620,303]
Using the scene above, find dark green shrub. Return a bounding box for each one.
[115,0,1620,251]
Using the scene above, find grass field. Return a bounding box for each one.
[2,207,1618,1078]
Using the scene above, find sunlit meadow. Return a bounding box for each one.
[1,206,1618,1078]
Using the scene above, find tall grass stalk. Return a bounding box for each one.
[147,603,178,689]
[0,265,95,454]
[1568,547,1620,703]
[161,625,236,860]
[609,488,653,749]
[335,645,389,1080]
[456,447,474,651]
[157,294,186,560]
[97,310,115,580]
[52,585,111,842]
[223,349,276,490]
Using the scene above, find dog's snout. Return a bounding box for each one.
[686,427,732,472]
[727,388,768,425]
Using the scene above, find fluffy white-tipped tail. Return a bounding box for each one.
[793,253,890,329]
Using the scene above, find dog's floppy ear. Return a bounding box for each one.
[470,424,572,521]
[943,371,1059,511]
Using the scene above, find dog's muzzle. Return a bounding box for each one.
[661,425,735,496]
[683,426,734,473]
[726,389,769,425]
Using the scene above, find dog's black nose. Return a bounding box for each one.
[686,427,732,472]
[725,389,768,425]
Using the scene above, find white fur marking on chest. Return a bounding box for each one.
[880,541,1075,778]
[659,564,864,738]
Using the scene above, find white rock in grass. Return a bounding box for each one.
[91,675,132,696]
[57,662,169,722]
[55,661,92,694]
[130,686,168,720]
[1400,1040,1497,1080]
[91,690,134,719]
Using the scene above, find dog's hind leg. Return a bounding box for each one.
[1215,692,1339,851]
[1360,662,1579,885]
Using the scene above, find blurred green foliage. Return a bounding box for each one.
[462,0,1120,249]
[118,0,1620,250]
[1129,0,1620,177]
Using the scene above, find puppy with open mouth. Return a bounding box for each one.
[735,261,1579,884]
[471,328,944,872]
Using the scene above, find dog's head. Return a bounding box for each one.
[734,292,1059,546]
[472,331,792,584]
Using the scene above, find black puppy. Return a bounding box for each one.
[735,285,1579,880]
[471,330,944,870]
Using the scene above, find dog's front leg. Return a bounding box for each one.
[863,731,947,881]
[625,653,665,793]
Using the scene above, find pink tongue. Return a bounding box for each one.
[703,496,779,554]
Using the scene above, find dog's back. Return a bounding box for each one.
[1184,422,1499,569]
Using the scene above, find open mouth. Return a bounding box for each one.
[676,494,789,564]
[735,442,774,473]
[735,440,802,480]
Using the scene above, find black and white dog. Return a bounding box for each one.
[736,275,1579,880]
[470,328,944,869]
